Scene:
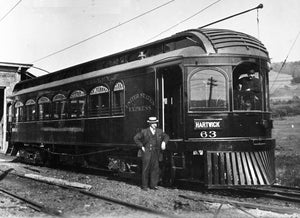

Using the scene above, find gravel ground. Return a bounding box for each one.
[0,153,299,218]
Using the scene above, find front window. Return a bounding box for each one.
[233,65,264,111]
[189,69,227,111]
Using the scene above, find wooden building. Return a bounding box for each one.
[0,62,34,153]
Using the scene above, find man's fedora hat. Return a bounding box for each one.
[147,116,159,123]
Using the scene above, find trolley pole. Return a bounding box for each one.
[200,4,263,29]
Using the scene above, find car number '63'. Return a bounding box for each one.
[200,131,217,138]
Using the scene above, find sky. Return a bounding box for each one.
[0,0,299,76]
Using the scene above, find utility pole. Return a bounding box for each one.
[207,77,217,107]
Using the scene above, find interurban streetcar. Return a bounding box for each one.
[8,27,275,188]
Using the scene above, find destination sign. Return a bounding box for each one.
[194,119,223,130]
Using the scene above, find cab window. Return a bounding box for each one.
[233,66,264,111]
[189,69,227,111]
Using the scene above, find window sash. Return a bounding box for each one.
[189,70,227,111]
[70,98,86,118]
[88,93,109,117]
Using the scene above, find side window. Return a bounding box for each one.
[25,99,36,121]
[14,101,24,122]
[69,90,86,118]
[189,69,227,111]
[53,94,67,119]
[112,81,125,115]
[88,85,110,117]
[38,97,51,120]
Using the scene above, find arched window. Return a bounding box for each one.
[14,101,24,122]
[38,97,51,120]
[189,69,227,111]
[53,94,67,119]
[88,85,110,117]
[25,99,36,121]
[112,81,125,115]
[69,90,86,118]
[233,66,264,111]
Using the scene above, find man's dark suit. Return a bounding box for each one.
[134,127,169,189]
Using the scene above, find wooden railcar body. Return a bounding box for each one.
[9,28,275,188]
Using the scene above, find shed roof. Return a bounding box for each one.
[0,62,34,79]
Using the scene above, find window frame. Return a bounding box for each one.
[69,90,86,118]
[14,101,24,122]
[52,94,67,119]
[188,67,229,113]
[25,99,36,121]
[112,81,125,116]
[88,85,110,117]
[232,65,266,112]
[38,96,51,120]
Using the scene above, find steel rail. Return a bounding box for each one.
[179,194,300,214]
[272,184,300,192]
[239,188,300,203]
[0,187,62,216]
[1,169,178,218]
[256,186,300,196]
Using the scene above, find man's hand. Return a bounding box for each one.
[161,141,166,150]
[141,146,145,152]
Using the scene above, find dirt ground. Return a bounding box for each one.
[273,115,300,187]
[0,154,298,218]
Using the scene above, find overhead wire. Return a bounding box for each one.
[31,0,175,64]
[270,30,300,94]
[0,0,22,24]
[144,0,223,43]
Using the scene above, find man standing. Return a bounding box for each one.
[134,117,169,191]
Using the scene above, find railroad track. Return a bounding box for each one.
[0,186,62,216]
[2,159,299,217]
[180,193,300,217]
[177,184,300,217]
[236,185,300,203]
[0,168,175,218]
[0,169,62,216]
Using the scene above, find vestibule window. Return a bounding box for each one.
[112,81,125,115]
[88,85,109,117]
[189,69,227,111]
[53,94,67,119]
[70,90,86,118]
[14,101,24,122]
[25,99,36,121]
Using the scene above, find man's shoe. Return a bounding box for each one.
[141,187,148,191]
